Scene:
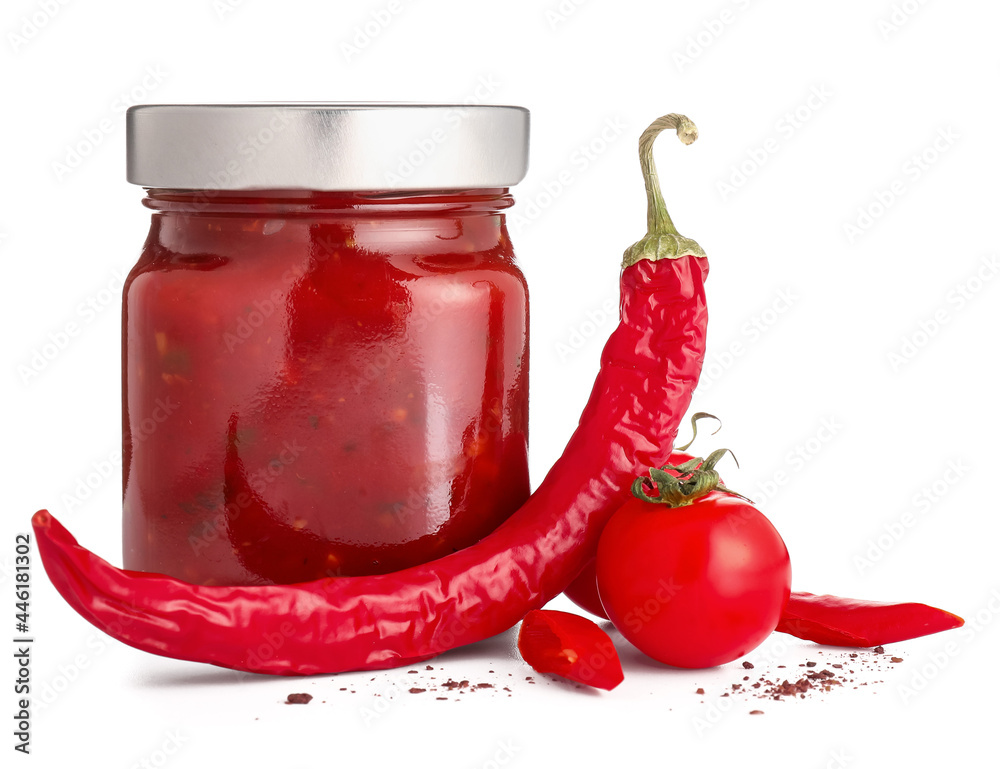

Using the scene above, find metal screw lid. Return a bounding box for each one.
[126,103,529,191]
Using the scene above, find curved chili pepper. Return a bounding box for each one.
[31,113,710,675]
[776,591,965,647]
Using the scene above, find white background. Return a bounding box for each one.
[3,0,998,766]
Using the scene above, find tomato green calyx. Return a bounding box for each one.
[631,448,751,507]
[622,113,707,269]
[675,412,721,452]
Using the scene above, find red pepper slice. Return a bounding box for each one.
[776,591,965,647]
[517,610,624,690]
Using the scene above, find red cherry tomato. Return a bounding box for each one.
[596,490,790,669]
[564,451,698,620]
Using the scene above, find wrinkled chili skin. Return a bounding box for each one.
[31,253,708,676]
[776,591,965,647]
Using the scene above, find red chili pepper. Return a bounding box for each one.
[776,591,965,647]
[32,113,710,676]
[517,610,623,690]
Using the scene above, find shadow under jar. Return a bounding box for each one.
[122,104,531,585]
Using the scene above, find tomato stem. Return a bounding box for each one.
[675,411,721,452]
[631,448,751,507]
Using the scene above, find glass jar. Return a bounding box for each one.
[123,104,530,585]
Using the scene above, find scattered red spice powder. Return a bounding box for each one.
[694,647,903,707]
[283,643,905,708]
[285,693,313,704]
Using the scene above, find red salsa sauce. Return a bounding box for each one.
[123,189,529,585]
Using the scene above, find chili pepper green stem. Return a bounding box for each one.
[623,113,707,268]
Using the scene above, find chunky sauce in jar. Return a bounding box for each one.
[123,105,530,585]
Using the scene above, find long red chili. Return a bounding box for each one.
[776,591,965,647]
[32,113,710,676]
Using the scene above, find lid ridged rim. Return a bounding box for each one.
[126,103,530,191]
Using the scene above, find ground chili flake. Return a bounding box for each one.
[749,710,764,715]
[874,646,885,654]
[285,693,313,704]
[742,661,754,669]
[696,649,904,706]
[408,688,426,694]
[815,670,836,679]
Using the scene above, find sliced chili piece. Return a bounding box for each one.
[517,610,624,691]
[776,591,965,647]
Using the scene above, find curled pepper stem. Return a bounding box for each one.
[631,447,752,507]
[623,113,707,268]
[641,114,696,237]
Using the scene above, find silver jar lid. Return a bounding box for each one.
[126,103,529,191]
